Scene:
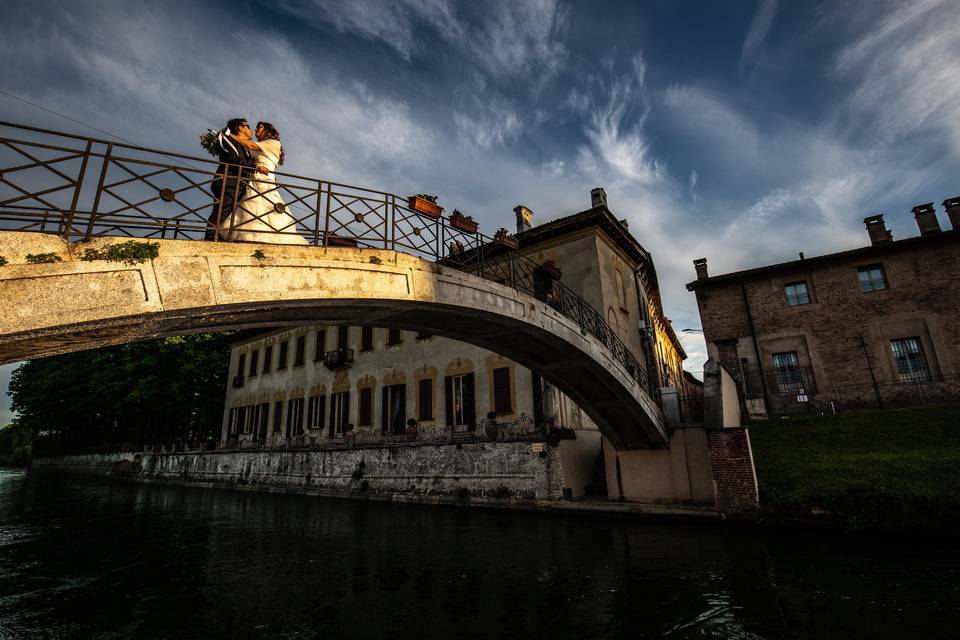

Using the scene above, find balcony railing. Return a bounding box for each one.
[0,121,653,399]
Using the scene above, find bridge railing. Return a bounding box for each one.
[0,121,652,396]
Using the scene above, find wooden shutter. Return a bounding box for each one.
[493,367,511,413]
[318,395,326,429]
[338,326,349,349]
[381,386,390,433]
[463,372,476,430]
[237,353,245,377]
[361,327,373,351]
[418,379,432,420]
[359,387,372,426]
[314,329,326,361]
[397,385,406,432]
[263,345,272,373]
[273,400,283,432]
[249,350,259,376]
[278,341,288,369]
[307,396,314,428]
[444,376,453,426]
[295,336,305,366]
[341,391,350,431]
[329,395,337,438]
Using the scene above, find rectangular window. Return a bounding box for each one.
[249,349,259,378]
[418,378,433,420]
[381,384,407,434]
[277,341,289,369]
[890,338,930,382]
[314,329,326,361]
[294,335,306,366]
[858,265,888,292]
[358,387,374,427]
[329,391,350,436]
[234,406,247,436]
[772,352,802,392]
[262,345,273,374]
[245,404,258,434]
[444,373,475,431]
[361,327,374,352]
[784,281,811,306]
[272,400,283,433]
[257,402,269,440]
[386,328,402,345]
[236,353,246,378]
[492,367,512,413]
[286,398,304,438]
[337,326,349,350]
[307,394,326,430]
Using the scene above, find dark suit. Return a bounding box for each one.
[206,132,255,240]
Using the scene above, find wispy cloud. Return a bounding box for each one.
[740,0,780,77]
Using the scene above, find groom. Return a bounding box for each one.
[206,118,255,240]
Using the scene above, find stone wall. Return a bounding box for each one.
[706,427,760,512]
[36,441,566,501]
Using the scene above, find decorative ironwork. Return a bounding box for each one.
[0,121,652,397]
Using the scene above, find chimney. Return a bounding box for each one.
[912,202,941,236]
[693,258,708,280]
[944,197,960,231]
[591,187,607,209]
[864,214,893,245]
[513,205,533,234]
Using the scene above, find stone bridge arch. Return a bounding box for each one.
[0,233,667,449]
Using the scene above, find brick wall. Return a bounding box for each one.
[707,427,759,513]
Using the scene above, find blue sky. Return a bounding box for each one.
[2,0,959,424]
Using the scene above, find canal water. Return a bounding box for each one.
[1,468,958,639]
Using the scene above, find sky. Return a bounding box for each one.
[2,0,960,425]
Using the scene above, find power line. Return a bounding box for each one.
[0,88,138,146]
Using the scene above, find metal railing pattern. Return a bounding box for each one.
[0,121,651,394]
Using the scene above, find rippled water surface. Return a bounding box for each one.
[1,468,959,639]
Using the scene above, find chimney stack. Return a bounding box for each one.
[912,202,941,236]
[514,205,533,234]
[693,258,708,280]
[864,214,893,245]
[944,197,960,231]
[591,187,607,209]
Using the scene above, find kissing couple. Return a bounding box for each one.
[206,118,307,245]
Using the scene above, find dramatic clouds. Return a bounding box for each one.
[2,0,958,399]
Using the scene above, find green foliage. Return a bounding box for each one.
[77,241,160,266]
[251,249,266,261]
[0,255,8,267]
[0,422,33,466]
[749,405,960,531]
[25,253,62,264]
[9,333,234,454]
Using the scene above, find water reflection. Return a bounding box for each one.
[0,468,958,639]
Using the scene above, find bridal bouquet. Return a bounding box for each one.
[199,128,225,157]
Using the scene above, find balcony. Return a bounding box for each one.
[323,348,354,370]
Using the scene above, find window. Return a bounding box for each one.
[286,398,304,438]
[329,391,350,436]
[307,394,326,430]
[231,406,246,438]
[244,404,258,434]
[256,403,269,440]
[784,281,810,306]
[381,384,407,434]
[277,341,289,369]
[249,349,259,378]
[236,353,246,378]
[314,329,326,361]
[418,378,434,420]
[358,387,374,427]
[337,326,349,350]
[272,400,283,433]
[386,328,402,345]
[772,352,802,392]
[262,345,272,374]
[444,373,475,431]
[361,327,374,352]
[294,335,305,366]
[492,367,512,413]
[890,338,930,382]
[858,265,888,292]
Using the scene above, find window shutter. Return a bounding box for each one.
[318,395,326,429]
[307,397,314,429]
[398,384,407,432]
[263,345,272,373]
[342,391,351,431]
[359,387,372,426]
[418,379,432,420]
[381,386,389,433]
[444,376,454,426]
[338,326,349,349]
[493,367,511,413]
[329,396,337,438]
[464,372,476,430]
[237,354,246,377]
[314,329,326,361]
[361,327,373,351]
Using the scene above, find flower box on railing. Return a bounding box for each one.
[408,194,443,219]
[449,210,477,233]
[493,228,519,250]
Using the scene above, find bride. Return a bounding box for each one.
[227,121,307,244]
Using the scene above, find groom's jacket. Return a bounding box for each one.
[214,131,254,180]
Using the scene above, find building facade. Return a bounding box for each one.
[221,189,698,501]
[687,199,960,419]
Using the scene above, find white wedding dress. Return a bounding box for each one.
[228,138,307,245]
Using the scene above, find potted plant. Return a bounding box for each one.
[493,228,519,250]
[449,209,478,233]
[408,194,443,218]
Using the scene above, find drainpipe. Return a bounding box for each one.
[739,277,771,416]
[858,334,883,410]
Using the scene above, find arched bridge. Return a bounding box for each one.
[0,121,667,449]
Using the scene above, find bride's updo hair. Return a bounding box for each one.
[256,121,284,165]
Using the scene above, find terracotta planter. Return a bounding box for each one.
[408,195,443,218]
[494,235,518,250]
[449,215,478,233]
